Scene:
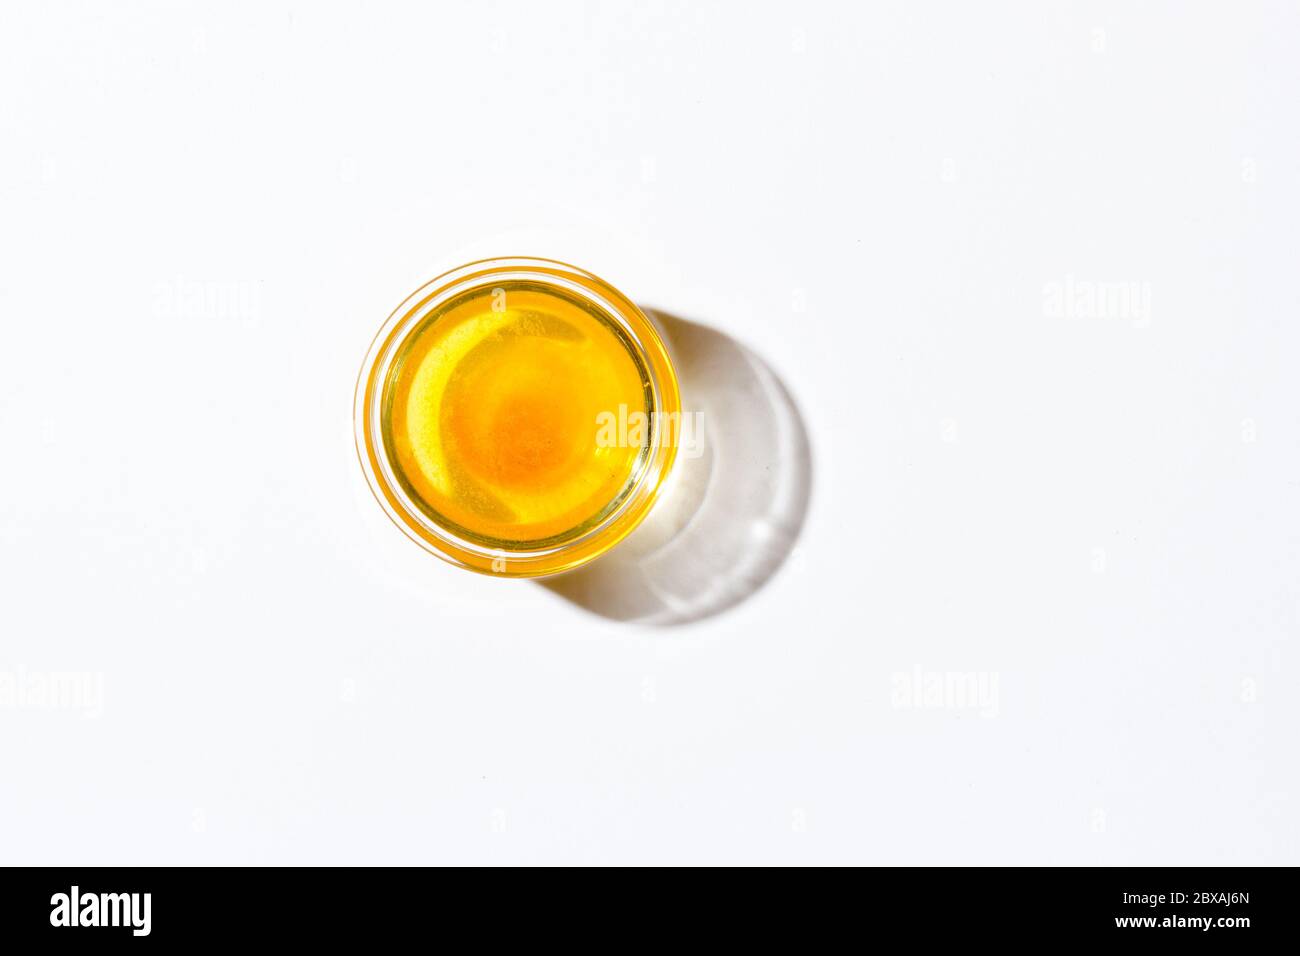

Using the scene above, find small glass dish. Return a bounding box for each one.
[354,257,680,577]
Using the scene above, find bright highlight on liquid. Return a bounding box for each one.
[381,282,652,546]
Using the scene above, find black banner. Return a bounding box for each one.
[0,867,1289,944]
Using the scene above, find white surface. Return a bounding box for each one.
[1,2,1296,865]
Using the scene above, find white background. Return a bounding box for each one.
[2,1,1296,865]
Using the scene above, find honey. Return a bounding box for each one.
[382,283,651,546]
[357,258,680,577]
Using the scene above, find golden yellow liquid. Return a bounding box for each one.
[381,282,652,547]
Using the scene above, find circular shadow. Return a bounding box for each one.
[540,309,813,625]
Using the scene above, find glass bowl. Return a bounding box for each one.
[354,257,680,578]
